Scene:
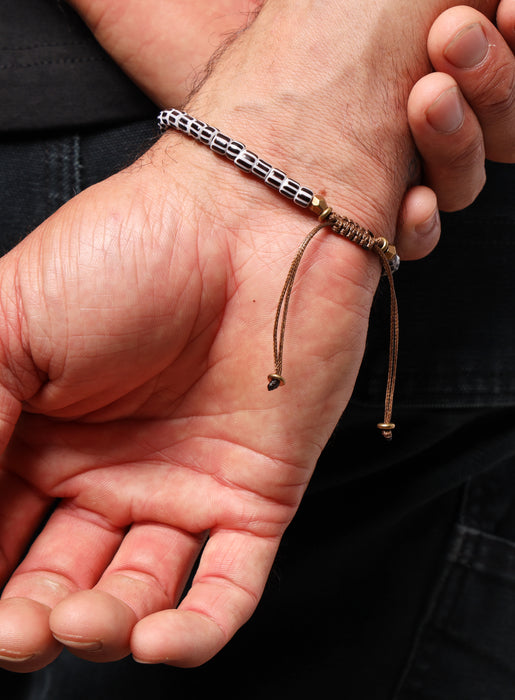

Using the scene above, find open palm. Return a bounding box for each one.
[0,139,377,671]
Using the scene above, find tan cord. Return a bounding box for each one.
[268,209,400,441]
[267,222,328,392]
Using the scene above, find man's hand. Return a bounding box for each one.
[399,3,515,260]
[0,0,512,673]
[0,129,379,673]
[408,5,515,213]
[67,0,514,261]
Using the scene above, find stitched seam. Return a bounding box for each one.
[391,525,469,698]
[0,56,108,70]
[0,41,88,51]
[72,134,81,196]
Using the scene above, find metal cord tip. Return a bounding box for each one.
[267,374,285,391]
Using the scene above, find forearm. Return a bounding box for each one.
[167,0,499,238]
[66,0,263,105]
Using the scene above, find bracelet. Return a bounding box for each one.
[158,109,400,440]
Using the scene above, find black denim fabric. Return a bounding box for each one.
[354,161,515,411]
[0,0,156,131]
[394,460,515,699]
[0,124,514,700]
[0,121,159,255]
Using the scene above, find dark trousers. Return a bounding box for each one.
[1,121,515,699]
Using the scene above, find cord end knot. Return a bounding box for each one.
[267,374,285,391]
[377,423,395,440]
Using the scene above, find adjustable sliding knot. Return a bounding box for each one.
[158,108,400,439]
[328,213,375,249]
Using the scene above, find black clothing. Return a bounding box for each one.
[0,0,155,131]
[1,2,515,698]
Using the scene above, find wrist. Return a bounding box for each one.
[183,0,497,235]
[183,0,425,239]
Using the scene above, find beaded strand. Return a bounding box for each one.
[158,108,315,208]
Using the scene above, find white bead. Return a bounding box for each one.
[389,255,401,273]
[265,168,287,190]
[188,119,206,139]
[199,125,218,145]
[252,159,272,179]
[210,133,231,155]
[177,113,195,133]
[234,150,259,172]
[294,187,314,208]
[157,110,317,213]
[226,141,246,161]
[279,179,301,200]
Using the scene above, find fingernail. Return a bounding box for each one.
[0,652,35,662]
[415,209,440,237]
[444,23,488,68]
[52,635,103,652]
[426,86,465,133]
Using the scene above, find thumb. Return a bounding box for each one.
[0,386,21,453]
[0,250,44,452]
[0,260,52,587]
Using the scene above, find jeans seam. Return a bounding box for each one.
[391,522,471,698]
[71,134,81,196]
[46,134,82,218]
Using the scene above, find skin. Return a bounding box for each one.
[0,0,513,673]
[402,3,515,257]
[409,5,515,212]
[66,0,265,106]
[68,0,515,257]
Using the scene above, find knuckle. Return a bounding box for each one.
[447,133,485,173]
[471,59,515,117]
[432,137,486,212]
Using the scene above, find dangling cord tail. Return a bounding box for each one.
[371,239,399,440]
[268,205,400,441]
[157,109,401,439]
[267,222,328,392]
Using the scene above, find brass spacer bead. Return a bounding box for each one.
[309,194,329,217]
[374,237,398,261]
[318,207,333,222]
[377,423,395,431]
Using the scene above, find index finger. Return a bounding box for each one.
[428,6,515,162]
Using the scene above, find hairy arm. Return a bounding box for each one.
[66,0,264,105]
